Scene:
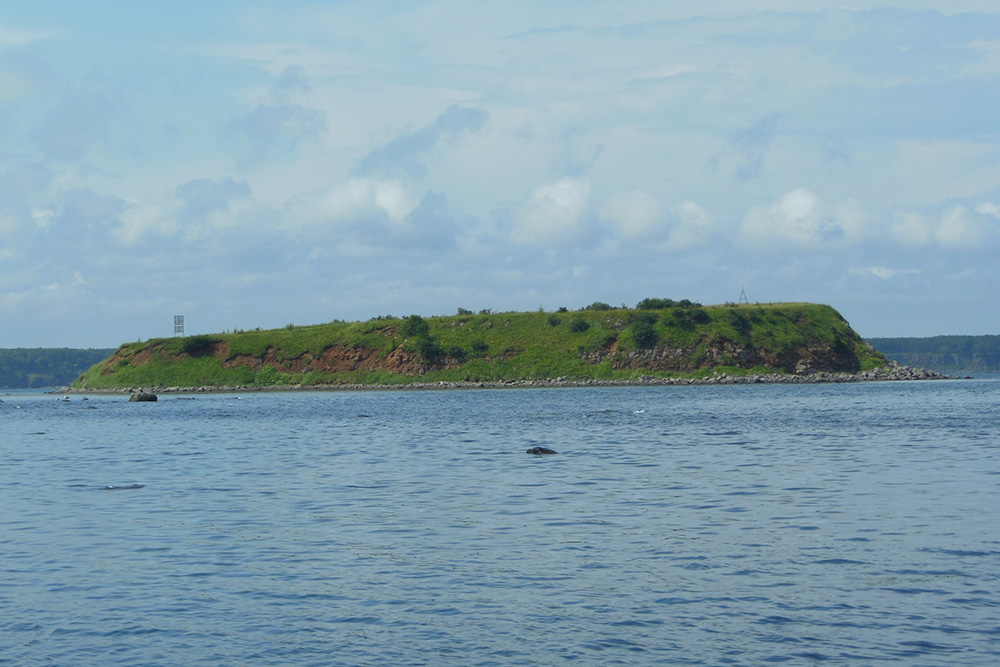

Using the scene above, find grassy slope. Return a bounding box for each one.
[73,303,886,389]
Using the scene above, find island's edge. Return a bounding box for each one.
[55,364,957,395]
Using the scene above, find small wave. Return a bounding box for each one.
[896,640,962,654]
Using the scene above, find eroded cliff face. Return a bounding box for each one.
[582,339,864,374]
[101,336,867,379]
[101,341,431,377]
[220,343,425,375]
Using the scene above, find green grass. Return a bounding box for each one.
[72,302,887,389]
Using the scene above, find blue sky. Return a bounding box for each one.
[2,1,999,347]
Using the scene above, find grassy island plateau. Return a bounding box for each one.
[68,302,919,392]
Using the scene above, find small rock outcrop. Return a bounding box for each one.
[129,392,158,402]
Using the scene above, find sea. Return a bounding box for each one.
[1,379,998,666]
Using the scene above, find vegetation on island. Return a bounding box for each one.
[1,348,116,389]
[867,335,1000,373]
[71,301,886,390]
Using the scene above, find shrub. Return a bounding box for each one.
[626,312,658,325]
[728,310,752,339]
[471,340,489,354]
[416,337,444,363]
[457,307,473,316]
[548,315,562,327]
[689,308,710,324]
[631,321,659,348]
[665,307,711,328]
[569,318,591,333]
[445,345,468,362]
[400,314,430,338]
[557,306,568,313]
[583,301,613,311]
[636,297,677,310]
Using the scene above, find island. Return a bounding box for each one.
[69,301,947,392]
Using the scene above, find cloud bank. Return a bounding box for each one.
[2,3,1000,346]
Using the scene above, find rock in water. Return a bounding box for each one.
[129,392,158,402]
[526,446,558,455]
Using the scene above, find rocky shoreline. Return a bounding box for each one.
[59,363,956,395]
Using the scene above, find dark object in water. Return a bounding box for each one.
[104,484,145,491]
[129,392,158,402]
[526,446,558,455]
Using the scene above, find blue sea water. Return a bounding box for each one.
[1,380,999,666]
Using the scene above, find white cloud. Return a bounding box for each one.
[891,211,933,247]
[935,205,987,248]
[0,26,55,48]
[293,178,420,229]
[114,204,176,247]
[739,188,863,249]
[890,205,1000,250]
[975,201,1000,218]
[957,39,1000,78]
[668,200,716,250]
[599,190,662,240]
[31,208,54,230]
[849,265,919,280]
[632,64,698,80]
[513,178,590,245]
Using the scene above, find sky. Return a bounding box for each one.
[2,1,1000,348]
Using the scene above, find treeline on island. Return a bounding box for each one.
[0,348,116,389]
[867,335,1000,373]
[72,300,891,391]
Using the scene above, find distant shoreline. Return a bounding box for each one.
[57,365,956,395]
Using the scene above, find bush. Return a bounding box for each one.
[668,308,710,326]
[400,314,430,338]
[689,308,710,324]
[569,318,591,333]
[631,321,659,348]
[471,340,489,355]
[728,310,752,339]
[583,301,614,311]
[445,345,468,362]
[416,336,444,363]
[457,307,473,316]
[626,312,658,325]
[636,297,677,310]
[548,315,562,327]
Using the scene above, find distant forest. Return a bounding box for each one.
[0,348,115,389]
[867,335,1000,373]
